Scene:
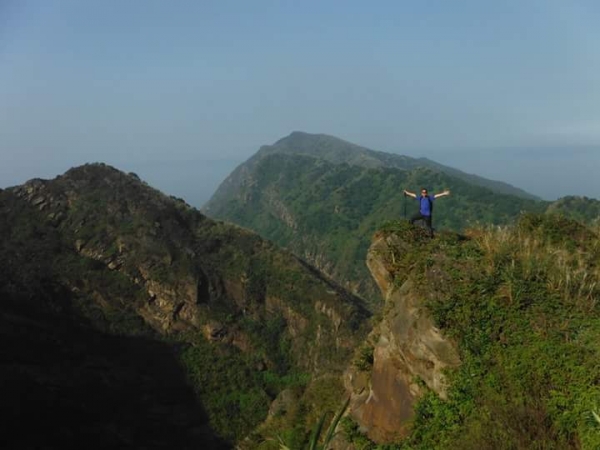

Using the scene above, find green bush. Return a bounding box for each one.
[376,214,600,449]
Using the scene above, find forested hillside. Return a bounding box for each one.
[204,132,599,305]
[204,152,545,303]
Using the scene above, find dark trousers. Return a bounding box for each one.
[409,212,434,237]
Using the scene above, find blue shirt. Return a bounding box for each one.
[418,195,434,216]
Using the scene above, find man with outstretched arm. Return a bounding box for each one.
[403,187,451,238]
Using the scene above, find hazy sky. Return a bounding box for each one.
[1,0,599,205]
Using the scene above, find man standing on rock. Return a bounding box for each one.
[403,187,451,237]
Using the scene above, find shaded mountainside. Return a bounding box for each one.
[342,216,600,449]
[203,132,599,305]
[0,186,223,449]
[1,292,223,449]
[0,163,370,448]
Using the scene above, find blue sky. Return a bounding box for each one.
[1,0,599,205]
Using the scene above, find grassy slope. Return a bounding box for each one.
[346,215,600,449]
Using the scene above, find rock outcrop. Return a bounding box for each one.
[345,232,461,443]
[8,163,370,373]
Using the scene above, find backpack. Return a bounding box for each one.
[421,195,433,214]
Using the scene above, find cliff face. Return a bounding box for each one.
[13,172,203,334]
[344,216,600,449]
[345,232,460,443]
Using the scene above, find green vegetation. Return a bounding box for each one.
[1,163,370,447]
[180,336,277,442]
[205,133,599,309]
[7,161,599,449]
[0,186,225,448]
[270,398,350,450]
[546,195,600,225]
[252,131,539,200]
[593,411,600,427]
[371,214,600,449]
[353,343,375,372]
[254,376,348,450]
[341,416,378,450]
[207,153,548,304]
[279,396,350,450]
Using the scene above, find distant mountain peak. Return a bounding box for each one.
[282,130,356,143]
[282,130,340,140]
[233,132,540,201]
[267,131,372,153]
[60,162,142,183]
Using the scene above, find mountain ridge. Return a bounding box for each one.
[205,131,541,203]
[203,152,547,303]
[203,132,598,304]
[1,162,370,447]
[3,161,599,449]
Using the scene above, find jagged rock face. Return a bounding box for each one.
[13,172,204,334]
[346,234,460,443]
[8,163,370,374]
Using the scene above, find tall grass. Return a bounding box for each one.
[277,397,350,450]
[470,216,600,313]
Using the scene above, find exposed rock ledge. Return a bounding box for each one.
[345,232,461,443]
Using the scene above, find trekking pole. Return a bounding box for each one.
[403,191,407,219]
